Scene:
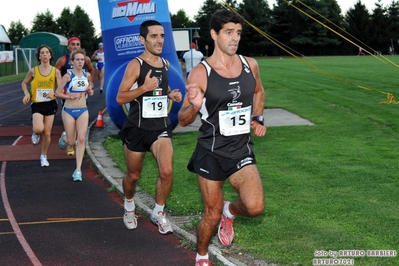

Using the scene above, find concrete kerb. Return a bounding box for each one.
[85,108,236,266]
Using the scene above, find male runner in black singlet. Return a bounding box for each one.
[178,9,267,266]
[116,20,182,235]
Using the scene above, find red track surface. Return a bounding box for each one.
[0,81,195,265]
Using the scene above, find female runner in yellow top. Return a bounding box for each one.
[21,45,61,167]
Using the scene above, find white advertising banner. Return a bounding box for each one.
[0,51,13,63]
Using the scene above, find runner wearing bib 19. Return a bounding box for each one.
[115,20,182,235]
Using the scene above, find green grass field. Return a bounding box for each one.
[103,56,399,266]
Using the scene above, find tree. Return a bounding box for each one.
[7,21,29,45]
[370,1,389,52]
[269,0,297,55]
[31,9,57,33]
[27,6,96,53]
[269,0,326,55]
[171,9,193,28]
[343,0,372,54]
[70,6,97,52]
[56,7,75,38]
[320,0,344,54]
[237,0,272,56]
[387,0,399,54]
[302,0,342,54]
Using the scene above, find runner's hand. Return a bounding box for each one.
[168,89,182,102]
[250,121,267,137]
[186,83,203,107]
[22,93,30,104]
[143,70,159,92]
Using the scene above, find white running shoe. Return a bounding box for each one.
[151,211,173,234]
[124,209,138,230]
[31,133,40,145]
[40,154,49,167]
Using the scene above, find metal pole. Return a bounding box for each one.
[15,47,18,75]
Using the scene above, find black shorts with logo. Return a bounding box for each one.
[187,143,256,181]
[31,100,58,116]
[118,125,172,152]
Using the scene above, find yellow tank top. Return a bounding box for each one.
[30,66,57,103]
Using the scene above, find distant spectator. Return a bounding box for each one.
[182,43,204,78]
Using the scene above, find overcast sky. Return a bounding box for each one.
[0,0,392,35]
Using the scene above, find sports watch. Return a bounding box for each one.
[252,115,264,126]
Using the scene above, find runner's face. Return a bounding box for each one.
[215,22,242,56]
[39,47,51,62]
[69,41,81,52]
[144,25,164,56]
[72,53,85,70]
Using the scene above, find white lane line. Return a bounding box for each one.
[0,136,42,265]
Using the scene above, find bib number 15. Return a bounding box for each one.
[219,106,251,136]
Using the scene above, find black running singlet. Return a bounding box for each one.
[198,55,256,158]
[125,57,171,131]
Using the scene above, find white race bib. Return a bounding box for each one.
[219,106,251,136]
[70,78,88,93]
[36,89,53,102]
[142,96,168,118]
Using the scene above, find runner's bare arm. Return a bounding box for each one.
[178,64,205,126]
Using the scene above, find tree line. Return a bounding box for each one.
[6,0,399,57]
[7,6,100,54]
[184,0,399,56]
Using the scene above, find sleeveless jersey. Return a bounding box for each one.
[95,50,105,62]
[198,55,256,158]
[125,57,170,131]
[65,70,89,93]
[30,66,57,103]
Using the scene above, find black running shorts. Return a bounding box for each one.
[118,125,172,152]
[31,100,58,116]
[187,143,256,181]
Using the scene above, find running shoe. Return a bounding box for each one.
[150,211,173,234]
[58,131,67,149]
[31,133,40,145]
[123,209,138,230]
[40,154,49,167]
[195,259,213,266]
[100,87,103,93]
[72,170,82,182]
[218,213,235,247]
[66,145,75,156]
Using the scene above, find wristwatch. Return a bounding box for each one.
[252,115,264,125]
